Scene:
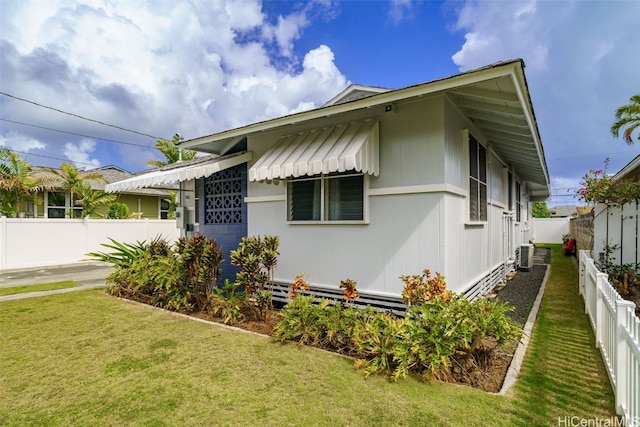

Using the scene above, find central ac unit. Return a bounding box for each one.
[519,244,534,271]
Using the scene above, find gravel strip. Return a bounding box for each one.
[495,247,550,328]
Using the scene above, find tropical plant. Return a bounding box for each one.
[289,272,310,300]
[86,237,151,268]
[73,181,116,218]
[162,191,178,219]
[611,93,640,145]
[0,148,52,216]
[230,235,280,320]
[209,280,246,324]
[106,202,132,219]
[174,233,224,311]
[577,159,640,206]
[339,279,358,303]
[52,162,104,218]
[147,134,197,167]
[400,269,451,305]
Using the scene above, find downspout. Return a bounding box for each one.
[620,208,624,271]
[636,200,638,266]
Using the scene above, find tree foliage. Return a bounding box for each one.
[532,201,551,218]
[611,93,640,145]
[53,162,105,217]
[0,148,53,216]
[577,159,640,206]
[147,134,197,167]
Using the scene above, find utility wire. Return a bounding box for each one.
[3,147,104,168]
[0,91,165,140]
[1,118,156,149]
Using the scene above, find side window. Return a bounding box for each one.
[468,134,487,221]
[160,198,170,219]
[288,173,364,222]
[47,191,66,218]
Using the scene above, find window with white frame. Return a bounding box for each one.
[288,173,365,222]
[468,134,487,222]
[46,191,83,218]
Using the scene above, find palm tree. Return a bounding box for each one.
[72,181,116,218]
[0,148,53,217]
[147,134,197,167]
[611,94,640,145]
[53,163,104,218]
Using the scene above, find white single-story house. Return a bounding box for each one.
[106,59,550,308]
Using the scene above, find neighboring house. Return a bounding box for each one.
[550,205,578,218]
[107,59,550,307]
[550,205,594,218]
[593,154,640,267]
[28,165,173,219]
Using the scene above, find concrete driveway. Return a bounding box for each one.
[0,262,114,302]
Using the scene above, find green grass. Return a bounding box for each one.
[508,245,616,425]
[0,281,77,296]
[0,246,617,426]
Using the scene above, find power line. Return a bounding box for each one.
[3,147,103,168]
[0,118,155,149]
[0,91,165,140]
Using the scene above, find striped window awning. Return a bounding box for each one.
[105,151,252,192]
[248,120,379,182]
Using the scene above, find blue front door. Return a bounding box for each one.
[199,163,247,285]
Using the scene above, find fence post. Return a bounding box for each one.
[595,272,608,349]
[0,216,6,270]
[615,299,635,417]
[579,251,585,296]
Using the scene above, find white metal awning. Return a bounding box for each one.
[248,120,379,182]
[105,151,252,192]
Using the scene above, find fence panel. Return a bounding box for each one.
[532,217,570,244]
[579,250,639,425]
[0,217,180,270]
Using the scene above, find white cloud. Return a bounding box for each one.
[388,0,415,24]
[451,0,548,72]
[63,139,100,169]
[0,132,45,152]
[0,0,348,171]
[450,0,640,199]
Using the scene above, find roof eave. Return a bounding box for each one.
[180,60,526,152]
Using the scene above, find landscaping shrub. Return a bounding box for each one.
[91,234,223,312]
[275,269,521,385]
[230,235,279,321]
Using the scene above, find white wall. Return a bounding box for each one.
[532,217,570,244]
[0,217,180,270]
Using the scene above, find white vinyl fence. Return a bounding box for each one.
[579,250,639,425]
[0,217,180,270]
[532,217,570,244]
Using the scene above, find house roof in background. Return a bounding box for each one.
[34,165,172,196]
[180,59,550,200]
[323,84,390,107]
[613,154,640,182]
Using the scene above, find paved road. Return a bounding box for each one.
[0,262,114,302]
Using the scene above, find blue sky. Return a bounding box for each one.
[1,0,638,207]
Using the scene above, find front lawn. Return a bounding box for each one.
[0,290,512,426]
[0,244,617,426]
